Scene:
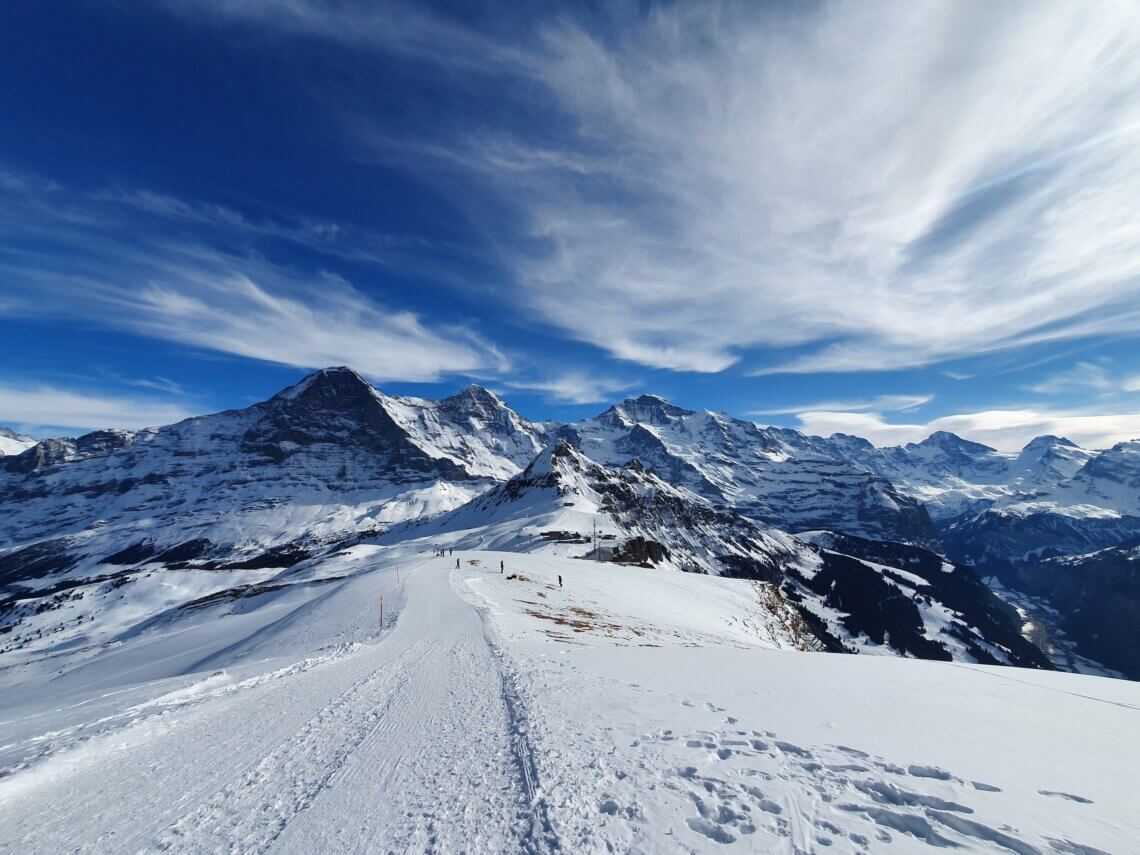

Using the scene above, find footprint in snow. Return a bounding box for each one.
[906,763,953,781]
[1038,790,1094,804]
[773,740,813,758]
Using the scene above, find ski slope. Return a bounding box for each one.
[0,552,548,853]
[2,550,1137,853]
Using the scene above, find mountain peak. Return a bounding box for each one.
[276,366,374,402]
[522,438,586,479]
[828,432,876,452]
[460,382,500,399]
[0,427,34,442]
[914,431,996,453]
[1021,434,1077,452]
[0,427,38,458]
[597,394,695,427]
[441,384,503,411]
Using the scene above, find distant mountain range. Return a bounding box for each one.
[2,367,1136,676]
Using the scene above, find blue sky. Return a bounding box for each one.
[3,0,1140,451]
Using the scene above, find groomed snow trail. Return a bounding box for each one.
[0,556,556,854]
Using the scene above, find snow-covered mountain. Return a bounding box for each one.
[0,368,546,562]
[0,427,36,457]
[392,439,1048,668]
[811,431,1094,521]
[563,395,940,548]
[935,440,1140,570]
[778,429,1139,571]
[4,367,1138,678]
[0,368,551,662]
[380,382,549,479]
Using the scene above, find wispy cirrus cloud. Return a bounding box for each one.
[505,372,636,405]
[32,2,1140,381]
[1026,361,1115,395]
[0,382,199,433]
[751,394,931,418]
[263,0,1140,376]
[120,376,188,396]
[0,169,504,384]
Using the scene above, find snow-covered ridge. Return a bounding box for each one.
[0,427,37,457]
[386,439,1048,668]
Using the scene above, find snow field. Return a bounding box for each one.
[463,552,1140,853]
[1,549,1137,853]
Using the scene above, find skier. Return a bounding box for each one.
[500,560,504,573]
[558,574,563,588]
[456,558,460,570]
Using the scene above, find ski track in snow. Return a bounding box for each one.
[0,557,556,854]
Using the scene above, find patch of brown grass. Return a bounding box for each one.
[523,607,622,635]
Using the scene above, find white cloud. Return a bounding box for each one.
[1125,376,1140,393]
[752,394,931,417]
[159,0,531,72]
[0,383,198,433]
[121,376,188,396]
[506,373,635,405]
[118,269,499,383]
[794,407,1140,452]
[14,3,1140,393]
[1026,361,1114,395]
[0,173,504,384]
[326,2,1140,374]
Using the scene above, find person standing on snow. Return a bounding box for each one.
[558,574,563,588]
[500,560,504,573]
[456,558,460,570]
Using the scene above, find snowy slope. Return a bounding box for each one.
[464,553,1138,853]
[0,427,36,457]
[1,549,1134,853]
[386,441,1048,668]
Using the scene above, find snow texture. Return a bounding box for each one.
[1,548,1135,853]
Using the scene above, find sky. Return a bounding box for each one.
[2,0,1140,452]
